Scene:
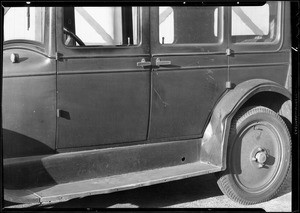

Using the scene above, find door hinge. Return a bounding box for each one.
[225,48,233,56]
[57,109,61,118]
[55,52,63,61]
[56,109,71,119]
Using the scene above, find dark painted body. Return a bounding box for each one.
[56,8,151,149]
[3,47,56,158]
[2,3,292,205]
[3,8,56,158]
[148,7,228,140]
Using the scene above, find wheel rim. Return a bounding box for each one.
[231,121,283,193]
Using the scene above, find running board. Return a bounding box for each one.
[5,161,221,205]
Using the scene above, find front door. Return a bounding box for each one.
[56,7,150,149]
[149,6,228,140]
[3,7,57,157]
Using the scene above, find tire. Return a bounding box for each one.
[216,106,291,205]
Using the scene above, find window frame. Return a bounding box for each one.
[229,1,284,52]
[158,6,224,47]
[3,7,55,56]
[62,6,142,49]
[150,6,226,55]
[3,7,46,46]
[56,7,149,59]
[158,6,223,46]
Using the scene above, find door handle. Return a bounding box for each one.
[137,58,151,67]
[10,53,20,63]
[156,58,171,66]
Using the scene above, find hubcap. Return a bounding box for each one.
[231,122,282,193]
[255,150,267,164]
[251,147,268,168]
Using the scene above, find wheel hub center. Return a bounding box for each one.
[255,151,267,164]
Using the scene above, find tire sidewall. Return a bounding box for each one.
[226,107,291,203]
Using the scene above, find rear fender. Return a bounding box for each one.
[200,79,291,169]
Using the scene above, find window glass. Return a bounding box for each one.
[231,2,279,43]
[159,7,174,44]
[64,7,139,46]
[159,6,220,44]
[4,7,45,43]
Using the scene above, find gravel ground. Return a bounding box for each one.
[47,166,291,212]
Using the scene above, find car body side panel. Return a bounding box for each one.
[4,139,200,189]
[2,48,56,158]
[229,52,290,86]
[56,7,151,149]
[149,7,228,140]
[57,62,150,148]
[150,60,227,139]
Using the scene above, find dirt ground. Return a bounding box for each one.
[47,166,292,212]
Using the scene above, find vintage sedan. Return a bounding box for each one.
[2,2,292,206]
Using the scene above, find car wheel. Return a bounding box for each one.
[216,106,291,205]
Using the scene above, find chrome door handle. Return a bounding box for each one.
[156,58,171,66]
[10,53,20,63]
[137,58,151,67]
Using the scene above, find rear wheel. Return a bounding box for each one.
[217,106,291,205]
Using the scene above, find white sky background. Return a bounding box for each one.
[75,7,121,45]
[232,4,269,35]
[4,7,44,42]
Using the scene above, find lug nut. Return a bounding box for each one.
[252,157,257,161]
[258,164,264,168]
[257,147,263,151]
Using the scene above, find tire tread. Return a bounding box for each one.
[217,106,291,205]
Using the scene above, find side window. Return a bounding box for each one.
[159,7,174,44]
[64,7,139,46]
[231,2,280,43]
[159,6,220,44]
[4,7,45,43]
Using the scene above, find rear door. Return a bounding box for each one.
[149,6,228,140]
[56,7,151,149]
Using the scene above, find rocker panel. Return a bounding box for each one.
[4,139,200,190]
[5,161,221,205]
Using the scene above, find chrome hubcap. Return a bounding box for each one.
[251,147,268,168]
[232,121,282,192]
[256,151,267,164]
